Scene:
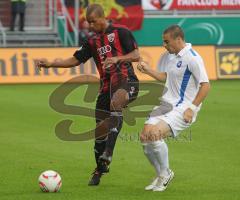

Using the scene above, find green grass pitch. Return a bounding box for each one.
[0,80,240,200]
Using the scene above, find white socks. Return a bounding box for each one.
[142,143,161,176]
[142,140,169,177]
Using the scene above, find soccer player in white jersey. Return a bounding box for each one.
[137,25,210,192]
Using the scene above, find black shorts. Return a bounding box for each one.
[95,79,139,123]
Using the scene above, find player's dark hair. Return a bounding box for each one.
[164,25,185,40]
[86,3,105,18]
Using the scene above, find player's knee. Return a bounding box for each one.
[140,125,151,142]
[110,99,123,110]
[140,129,158,142]
[143,125,165,142]
[157,128,168,139]
[148,130,159,141]
[152,125,168,140]
[140,131,147,142]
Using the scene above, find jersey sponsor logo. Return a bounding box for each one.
[107,33,115,42]
[97,45,112,56]
[176,61,182,68]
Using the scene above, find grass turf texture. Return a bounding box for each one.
[0,80,240,200]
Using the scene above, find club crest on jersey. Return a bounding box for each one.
[107,33,115,42]
[176,61,182,68]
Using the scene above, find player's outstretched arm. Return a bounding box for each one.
[36,56,80,70]
[137,61,167,82]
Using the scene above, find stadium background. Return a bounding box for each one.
[0,0,240,199]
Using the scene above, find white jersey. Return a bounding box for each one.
[159,43,209,110]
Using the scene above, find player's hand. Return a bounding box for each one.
[183,108,194,123]
[137,61,150,73]
[102,57,119,69]
[36,60,51,71]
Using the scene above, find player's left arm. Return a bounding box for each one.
[192,82,210,107]
[183,58,210,123]
[115,48,140,62]
[103,49,140,67]
[103,28,140,67]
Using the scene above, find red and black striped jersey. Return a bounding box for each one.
[73,23,139,93]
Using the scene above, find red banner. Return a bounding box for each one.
[142,0,240,10]
[65,0,143,31]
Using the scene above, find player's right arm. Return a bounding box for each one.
[37,57,80,70]
[37,40,92,70]
[137,61,167,82]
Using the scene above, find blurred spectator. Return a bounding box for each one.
[10,0,26,31]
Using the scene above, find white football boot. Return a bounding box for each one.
[145,177,159,190]
[153,169,174,192]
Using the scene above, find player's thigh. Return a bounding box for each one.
[140,120,171,142]
[110,80,139,110]
[110,89,129,110]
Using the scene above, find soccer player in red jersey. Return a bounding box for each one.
[37,3,140,186]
